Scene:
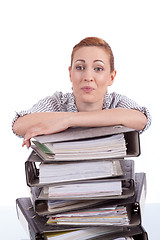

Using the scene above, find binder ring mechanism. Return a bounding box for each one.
[133,202,140,213]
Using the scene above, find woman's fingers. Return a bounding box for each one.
[22,138,31,148]
[21,117,70,148]
[22,126,39,148]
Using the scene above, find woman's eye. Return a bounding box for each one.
[76,66,85,70]
[94,67,103,72]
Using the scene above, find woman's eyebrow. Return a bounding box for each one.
[75,59,85,63]
[93,60,105,64]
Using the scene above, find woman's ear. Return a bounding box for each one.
[108,70,116,86]
[68,66,72,82]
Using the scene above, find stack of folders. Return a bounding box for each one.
[16,126,149,240]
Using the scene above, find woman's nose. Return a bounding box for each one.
[83,69,94,82]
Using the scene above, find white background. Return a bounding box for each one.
[0,0,159,206]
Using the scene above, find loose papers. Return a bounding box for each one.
[39,160,122,184]
[47,205,129,226]
[47,199,106,213]
[48,180,122,199]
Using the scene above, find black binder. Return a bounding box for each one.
[16,197,148,240]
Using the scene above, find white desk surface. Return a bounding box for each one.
[0,203,159,240]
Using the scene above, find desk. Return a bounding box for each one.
[0,203,159,240]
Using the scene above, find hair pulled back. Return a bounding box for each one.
[71,37,114,72]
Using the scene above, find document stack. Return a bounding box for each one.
[16,126,148,240]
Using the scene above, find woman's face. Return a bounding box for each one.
[69,46,116,111]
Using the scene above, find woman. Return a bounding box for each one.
[12,37,151,148]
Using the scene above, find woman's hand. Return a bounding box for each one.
[22,113,72,148]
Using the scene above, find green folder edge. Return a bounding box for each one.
[32,141,53,154]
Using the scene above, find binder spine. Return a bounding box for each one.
[134,173,147,216]
[16,198,43,240]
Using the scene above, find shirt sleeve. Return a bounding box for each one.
[12,91,64,136]
[111,93,151,133]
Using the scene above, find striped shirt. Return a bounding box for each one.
[12,91,151,134]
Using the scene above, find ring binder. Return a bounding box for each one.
[32,126,140,162]
[16,196,148,240]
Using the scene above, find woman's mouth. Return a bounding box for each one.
[81,86,95,93]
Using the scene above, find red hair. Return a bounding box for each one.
[71,37,114,72]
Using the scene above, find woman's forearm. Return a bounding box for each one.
[70,108,147,131]
[12,112,72,137]
[13,108,147,140]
